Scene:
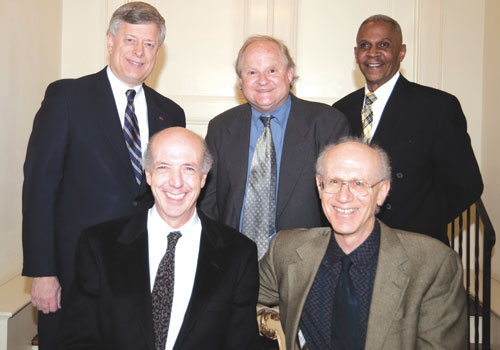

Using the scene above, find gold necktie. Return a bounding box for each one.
[361,92,377,141]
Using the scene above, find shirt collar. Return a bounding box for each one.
[149,205,200,237]
[106,65,144,96]
[332,220,381,267]
[364,71,400,100]
[250,94,292,128]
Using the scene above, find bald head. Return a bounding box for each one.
[144,127,212,174]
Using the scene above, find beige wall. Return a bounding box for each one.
[0,0,62,286]
[482,0,500,281]
[1,0,498,287]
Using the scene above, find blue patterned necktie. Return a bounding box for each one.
[241,116,277,260]
[152,231,182,350]
[124,89,143,185]
[332,255,360,349]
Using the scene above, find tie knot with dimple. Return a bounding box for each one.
[260,115,272,127]
[365,92,376,105]
[126,89,136,102]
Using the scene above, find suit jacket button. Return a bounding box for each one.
[396,172,403,179]
[386,203,392,210]
[132,201,138,207]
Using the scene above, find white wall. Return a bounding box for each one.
[0,0,62,286]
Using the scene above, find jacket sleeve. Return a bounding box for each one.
[22,81,70,277]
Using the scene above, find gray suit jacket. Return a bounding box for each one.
[259,221,467,350]
[199,94,349,231]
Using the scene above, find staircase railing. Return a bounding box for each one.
[449,199,496,349]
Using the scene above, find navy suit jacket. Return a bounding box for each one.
[22,67,185,293]
[333,75,483,243]
[200,94,350,232]
[58,210,260,350]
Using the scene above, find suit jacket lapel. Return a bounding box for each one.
[91,68,133,172]
[144,85,175,136]
[365,221,410,350]
[173,215,227,348]
[285,228,331,346]
[224,107,252,218]
[117,211,155,349]
[277,96,314,219]
[371,75,410,144]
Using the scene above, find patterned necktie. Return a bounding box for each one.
[332,255,360,349]
[241,116,277,260]
[361,92,377,142]
[124,89,143,185]
[152,231,182,350]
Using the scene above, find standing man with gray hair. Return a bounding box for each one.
[200,35,349,260]
[333,14,482,244]
[22,2,185,348]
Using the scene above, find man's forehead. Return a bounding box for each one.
[324,144,378,174]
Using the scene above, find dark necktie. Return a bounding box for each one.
[124,89,143,185]
[241,116,277,260]
[361,92,377,142]
[332,255,360,349]
[152,231,182,350]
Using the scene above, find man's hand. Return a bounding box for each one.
[31,276,62,314]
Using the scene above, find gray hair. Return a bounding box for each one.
[234,35,298,85]
[357,14,402,43]
[315,136,391,182]
[107,2,166,46]
[144,131,213,174]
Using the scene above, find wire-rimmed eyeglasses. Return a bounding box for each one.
[320,178,384,197]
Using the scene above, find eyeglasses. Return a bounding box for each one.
[320,178,383,197]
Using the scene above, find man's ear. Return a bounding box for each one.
[376,180,391,206]
[145,171,152,186]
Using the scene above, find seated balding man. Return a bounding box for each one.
[258,138,467,350]
[59,127,260,350]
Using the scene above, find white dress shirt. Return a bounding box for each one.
[147,206,201,350]
[106,66,150,155]
[363,71,400,141]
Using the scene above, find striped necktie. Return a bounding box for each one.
[361,92,377,141]
[124,89,143,185]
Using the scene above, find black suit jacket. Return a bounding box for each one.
[333,75,483,242]
[200,94,350,231]
[58,210,260,350]
[22,67,185,293]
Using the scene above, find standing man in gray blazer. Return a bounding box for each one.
[200,35,349,259]
[259,139,467,349]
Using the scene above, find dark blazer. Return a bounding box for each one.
[333,75,483,243]
[22,67,185,293]
[259,221,467,349]
[58,210,260,350]
[200,94,350,231]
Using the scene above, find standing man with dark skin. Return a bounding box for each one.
[200,35,349,259]
[333,15,483,244]
[22,2,185,348]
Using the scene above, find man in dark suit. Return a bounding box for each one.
[259,139,467,349]
[22,3,185,348]
[58,127,259,350]
[333,14,483,244]
[200,35,349,259]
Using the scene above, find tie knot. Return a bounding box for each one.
[340,255,353,272]
[167,231,182,247]
[365,92,377,105]
[259,115,273,128]
[126,89,136,102]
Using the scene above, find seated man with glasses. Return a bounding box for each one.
[258,138,467,350]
